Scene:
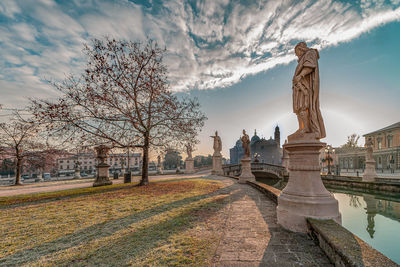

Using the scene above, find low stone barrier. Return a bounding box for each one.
[307,219,397,267]
[246,180,281,204]
[321,175,400,194]
[242,179,398,267]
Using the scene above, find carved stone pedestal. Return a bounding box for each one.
[239,157,255,184]
[157,165,163,174]
[93,163,112,187]
[212,153,223,175]
[277,140,341,233]
[185,158,195,174]
[74,170,81,179]
[363,160,377,182]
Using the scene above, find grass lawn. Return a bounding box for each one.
[0,178,230,266]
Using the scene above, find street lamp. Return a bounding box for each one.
[324,145,335,175]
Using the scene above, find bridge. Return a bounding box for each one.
[222,162,287,179]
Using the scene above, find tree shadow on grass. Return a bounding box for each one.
[0,183,235,266]
[60,198,227,266]
[0,177,215,210]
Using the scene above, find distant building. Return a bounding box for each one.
[364,121,400,170]
[335,122,400,171]
[229,126,282,165]
[57,151,141,175]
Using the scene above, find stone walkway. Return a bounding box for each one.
[211,176,333,267]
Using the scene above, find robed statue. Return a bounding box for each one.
[291,42,326,140]
[186,144,193,159]
[210,131,222,156]
[365,137,374,161]
[241,129,250,158]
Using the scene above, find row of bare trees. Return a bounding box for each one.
[0,38,206,186]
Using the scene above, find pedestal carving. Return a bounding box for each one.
[212,153,223,175]
[363,160,377,182]
[185,158,195,174]
[277,140,341,233]
[238,157,255,184]
[93,145,112,187]
[93,162,112,187]
[363,137,376,182]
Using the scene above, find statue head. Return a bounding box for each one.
[215,130,218,136]
[243,129,246,135]
[295,42,308,58]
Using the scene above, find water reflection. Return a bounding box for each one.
[333,191,400,264]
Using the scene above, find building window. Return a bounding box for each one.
[378,157,382,164]
[60,160,64,163]
[60,166,63,170]
[387,136,393,148]
[377,139,382,150]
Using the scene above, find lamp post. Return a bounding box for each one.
[324,145,335,175]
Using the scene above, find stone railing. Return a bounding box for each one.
[222,162,286,178]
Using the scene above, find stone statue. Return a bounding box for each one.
[291,42,326,140]
[210,131,222,155]
[365,137,374,161]
[241,129,250,158]
[186,144,193,159]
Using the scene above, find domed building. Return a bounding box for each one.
[229,138,244,165]
[229,126,282,165]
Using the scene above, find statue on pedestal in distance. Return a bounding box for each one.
[210,131,222,156]
[241,129,250,159]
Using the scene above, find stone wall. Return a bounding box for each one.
[307,219,397,267]
[237,177,398,267]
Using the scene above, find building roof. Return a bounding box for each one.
[363,122,400,136]
[251,129,260,144]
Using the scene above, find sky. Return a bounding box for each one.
[0,0,399,158]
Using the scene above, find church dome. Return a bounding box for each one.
[251,129,260,144]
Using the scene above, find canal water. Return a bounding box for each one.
[257,178,400,264]
[331,190,400,264]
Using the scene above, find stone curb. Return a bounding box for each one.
[239,177,398,267]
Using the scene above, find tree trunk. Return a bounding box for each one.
[139,134,150,186]
[15,155,22,186]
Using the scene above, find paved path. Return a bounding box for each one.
[0,172,210,197]
[212,176,333,267]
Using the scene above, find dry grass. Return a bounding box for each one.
[0,179,229,266]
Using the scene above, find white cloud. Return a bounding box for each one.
[1,0,400,110]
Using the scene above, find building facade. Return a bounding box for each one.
[364,122,400,170]
[57,151,142,175]
[229,126,282,165]
[334,122,400,172]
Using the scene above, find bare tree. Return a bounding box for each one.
[31,38,206,186]
[0,118,42,185]
[341,133,360,148]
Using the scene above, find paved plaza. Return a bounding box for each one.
[209,176,332,266]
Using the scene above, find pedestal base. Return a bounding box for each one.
[212,154,223,175]
[363,160,377,182]
[93,163,112,187]
[238,158,255,184]
[185,159,195,174]
[74,171,81,179]
[277,140,341,233]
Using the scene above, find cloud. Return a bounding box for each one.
[0,0,400,109]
